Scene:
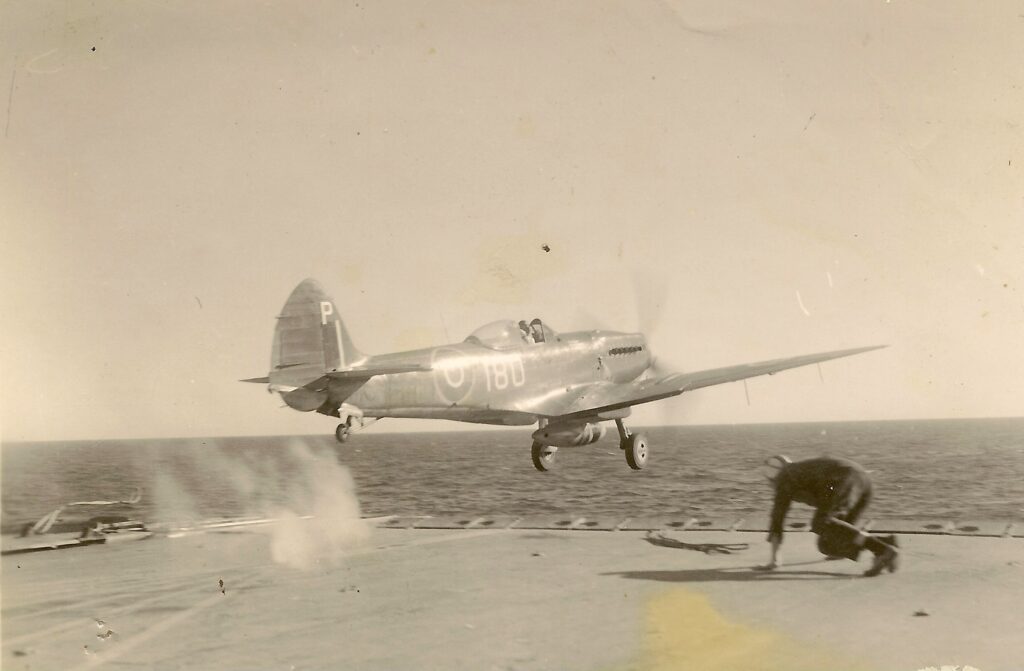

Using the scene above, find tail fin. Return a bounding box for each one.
[270,279,365,389]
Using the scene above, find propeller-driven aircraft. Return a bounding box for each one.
[244,279,884,472]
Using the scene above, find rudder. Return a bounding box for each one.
[271,279,365,389]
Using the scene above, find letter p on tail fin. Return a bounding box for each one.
[271,279,365,388]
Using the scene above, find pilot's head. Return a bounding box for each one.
[518,320,529,332]
[762,455,792,486]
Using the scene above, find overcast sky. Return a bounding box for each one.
[1,1,1021,442]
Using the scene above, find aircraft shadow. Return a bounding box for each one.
[642,534,750,554]
[604,567,858,583]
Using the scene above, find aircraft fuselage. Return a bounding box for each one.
[345,330,650,425]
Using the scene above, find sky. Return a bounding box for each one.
[1,1,1021,442]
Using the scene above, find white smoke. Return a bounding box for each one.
[263,440,370,570]
[150,438,369,570]
[150,470,202,529]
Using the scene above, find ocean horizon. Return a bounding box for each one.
[4,417,1022,534]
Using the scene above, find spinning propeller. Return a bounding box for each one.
[577,270,694,427]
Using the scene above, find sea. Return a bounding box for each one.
[2,418,1022,534]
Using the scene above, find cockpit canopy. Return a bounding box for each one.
[464,319,558,349]
[464,321,526,350]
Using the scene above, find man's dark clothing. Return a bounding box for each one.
[769,457,887,560]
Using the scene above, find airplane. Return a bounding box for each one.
[244,279,885,472]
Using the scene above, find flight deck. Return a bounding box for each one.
[3,516,1021,671]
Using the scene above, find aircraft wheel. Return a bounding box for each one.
[335,423,350,444]
[624,433,648,470]
[531,442,558,472]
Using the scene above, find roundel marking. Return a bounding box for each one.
[442,363,465,388]
[430,347,476,405]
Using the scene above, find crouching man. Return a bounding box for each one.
[760,455,899,577]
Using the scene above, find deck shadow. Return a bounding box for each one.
[604,567,858,583]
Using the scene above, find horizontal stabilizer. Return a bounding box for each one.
[240,376,271,383]
[327,364,431,380]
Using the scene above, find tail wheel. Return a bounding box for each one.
[335,423,350,443]
[531,441,558,472]
[624,433,648,470]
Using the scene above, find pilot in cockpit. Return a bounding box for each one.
[529,318,545,344]
[518,320,532,343]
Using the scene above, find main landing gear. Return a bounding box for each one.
[529,419,648,472]
[334,416,354,444]
[531,441,558,471]
[616,419,648,470]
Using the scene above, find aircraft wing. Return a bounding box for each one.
[534,345,886,420]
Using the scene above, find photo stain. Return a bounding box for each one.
[623,589,866,671]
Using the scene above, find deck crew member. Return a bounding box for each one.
[760,455,899,577]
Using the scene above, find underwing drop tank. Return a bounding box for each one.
[531,421,606,447]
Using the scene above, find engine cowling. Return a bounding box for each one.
[531,421,606,447]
